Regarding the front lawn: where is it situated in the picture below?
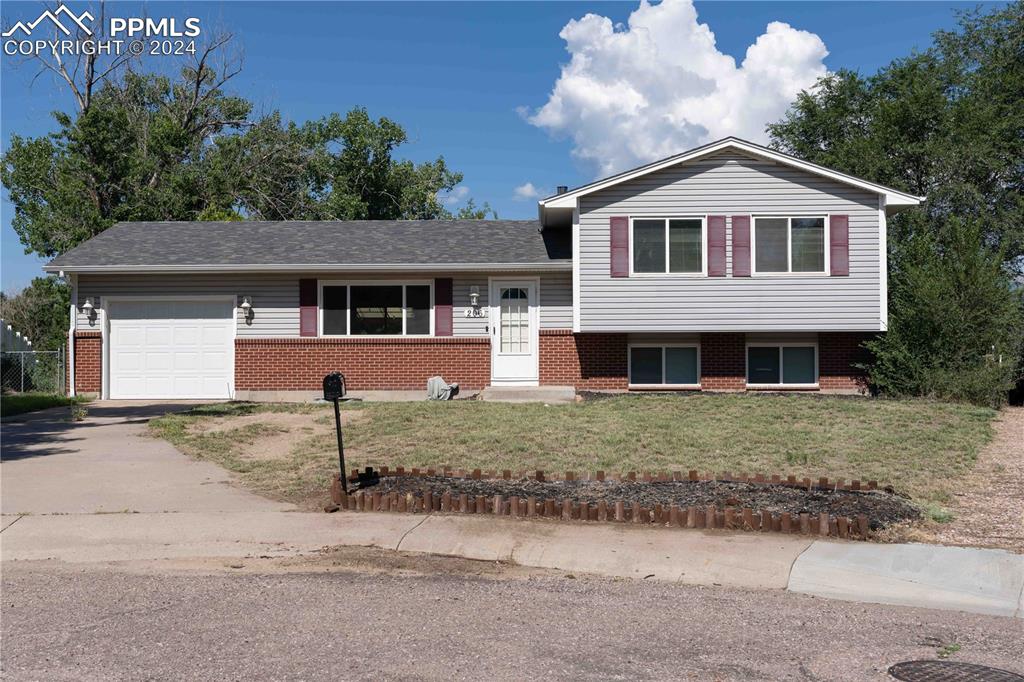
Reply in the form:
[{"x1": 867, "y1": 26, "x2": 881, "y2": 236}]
[
  {"x1": 1, "y1": 392, "x2": 89, "y2": 417},
  {"x1": 149, "y1": 394, "x2": 995, "y2": 514}
]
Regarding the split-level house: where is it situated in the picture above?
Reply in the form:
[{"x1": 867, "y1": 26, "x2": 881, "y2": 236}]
[{"x1": 45, "y1": 137, "x2": 923, "y2": 400}]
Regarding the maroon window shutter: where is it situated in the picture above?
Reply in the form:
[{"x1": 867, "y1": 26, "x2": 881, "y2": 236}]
[
  {"x1": 708, "y1": 215, "x2": 726, "y2": 277},
  {"x1": 731, "y1": 215, "x2": 751, "y2": 277},
  {"x1": 830, "y1": 215, "x2": 850, "y2": 276},
  {"x1": 299, "y1": 279, "x2": 318, "y2": 337},
  {"x1": 610, "y1": 216, "x2": 629, "y2": 277},
  {"x1": 434, "y1": 278, "x2": 453, "y2": 336}
]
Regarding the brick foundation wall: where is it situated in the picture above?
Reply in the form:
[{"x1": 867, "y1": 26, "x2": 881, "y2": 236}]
[
  {"x1": 233, "y1": 331, "x2": 872, "y2": 394},
  {"x1": 539, "y1": 330, "x2": 628, "y2": 390},
  {"x1": 74, "y1": 331, "x2": 102, "y2": 394},
  {"x1": 699, "y1": 333, "x2": 747, "y2": 391},
  {"x1": 235, "y1": 337, "x2": 491, "y2": 391},
  {"x1": 819, "y1": 332, "x2": 874, "y2": 391}
]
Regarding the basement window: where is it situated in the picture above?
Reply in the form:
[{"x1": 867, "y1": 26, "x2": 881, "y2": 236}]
[
  {"x1": 629, "y1": 345, "x2": 700, "y2": 388},
  {"x1": 746, "y1": 344, "x2": 818, "y2": 387}
]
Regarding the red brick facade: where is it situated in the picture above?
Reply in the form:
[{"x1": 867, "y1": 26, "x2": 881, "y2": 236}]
[
  {"x1": 539, "y1": 330, "x2": 629, "y2": 390},
  {"x1": 73, "y1": 331, "x2": 102, "y2": 394},
  {"x1": 819, "y1": 332, "x2": 874, "y2": 391},
  {"x1": 235, "y1": 337, "x2": 491, "y2": 391},
  {"x1": 80, "y1": 329, "x2": 870, "y2": 396},
  {"x1": 699, "y1": 332, "x2": 747, "y2": 391}
]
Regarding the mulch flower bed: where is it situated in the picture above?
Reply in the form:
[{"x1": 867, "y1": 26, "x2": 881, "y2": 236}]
[
  {"x1": 330, "y1": 467, "x2": 920, "y2": 540},
  {"x1": 364, "y1": 476, "x2": 918, "y2": 529}
]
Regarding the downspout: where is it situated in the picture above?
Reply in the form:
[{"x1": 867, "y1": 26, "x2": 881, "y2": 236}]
[
  {"x1": 878, "y1": 196, "x2": 888, "y2": 331},
  {"x1": 67, "y1": 272, "x2": 77, "y2": 396}
]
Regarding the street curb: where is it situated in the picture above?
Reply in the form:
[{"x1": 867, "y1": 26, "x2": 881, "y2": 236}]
[
  {"x1": 385, "y1": 513, "x2": 1024, "y2": 616},
  {"x1": 787, "y1": 541, "x2": 1024, "y2": 619}
]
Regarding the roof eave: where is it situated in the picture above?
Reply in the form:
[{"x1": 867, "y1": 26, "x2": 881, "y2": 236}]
[{"x1": 42, "y1": 261, "x2": 574, "y2": 275}]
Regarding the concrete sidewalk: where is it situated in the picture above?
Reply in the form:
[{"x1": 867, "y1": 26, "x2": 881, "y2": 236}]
[{"x1": 3, "y1": 510, "x2": 1021, "y2": 618}]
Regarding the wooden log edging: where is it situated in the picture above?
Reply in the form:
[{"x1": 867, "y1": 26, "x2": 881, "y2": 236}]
[
  {"x1": 349, "y1": 466, "x2": 880, "y2": 492},
  {"x1": 330, "y1": 466, "x2": 881, "y2": 540}
]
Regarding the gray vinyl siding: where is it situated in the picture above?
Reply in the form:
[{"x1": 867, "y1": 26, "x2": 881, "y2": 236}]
[
  {"x1": 76, "y1": 274, "x2": 297, "y2": 336},
  {"x1": 76, "y1": 271, "x2": 572, "y2": 337},
  {"x1": 578, "y1": 152, "x2": 882, "y2": 332},
  {"x1": 451, "y1": 272, "x2": 572, "y2": 336}
]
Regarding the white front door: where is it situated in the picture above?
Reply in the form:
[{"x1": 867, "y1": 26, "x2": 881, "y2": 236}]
[
  {"x1": 489, "y1": 279, "x2": 539, "y2": 386},
  {"x1": 107, "y1": 298, "x2": 235, "y2": 399}
]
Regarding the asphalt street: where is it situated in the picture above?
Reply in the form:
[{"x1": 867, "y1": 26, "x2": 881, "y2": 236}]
[{"x1": 3, "y1": 548, "x2": 1022, "y2": 681}]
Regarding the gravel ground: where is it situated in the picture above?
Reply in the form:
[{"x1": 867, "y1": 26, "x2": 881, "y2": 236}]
[
  {"x1": 3, "y1": 550, "x2": 1021, "y2": 682},
  {"x1": 364, "y1": 476, "x2": 919, "y2": 528},
  {"x1": 933, "y1": 406, "x2": 1024, "y2": 552}
]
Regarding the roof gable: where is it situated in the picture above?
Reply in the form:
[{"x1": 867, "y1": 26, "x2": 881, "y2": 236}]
[{"x1": 539, "y1": 137, "x2": 924, "y2": 214}]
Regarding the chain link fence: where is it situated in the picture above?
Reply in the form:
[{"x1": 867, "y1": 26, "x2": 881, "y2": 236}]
[{"x1": 1, "y1": 349, "x2": 65, "y2": 395}]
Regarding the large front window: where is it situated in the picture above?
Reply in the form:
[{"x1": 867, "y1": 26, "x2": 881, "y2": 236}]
[
  {"x1": 754, "y1": 217, "x2": 826, "y2": 273},
  {"x1": 632, "y1": 218, "x2": 704, "y2": 274},
  {"x1": 320, "y1": 282, "x2": 432, "y2": 336},
  {"x1": 629, "y1": 345, "x2": 700, "y2": 386},
  {"x1": 746, "y1": 345, "x2": 817, "y2": 386}
]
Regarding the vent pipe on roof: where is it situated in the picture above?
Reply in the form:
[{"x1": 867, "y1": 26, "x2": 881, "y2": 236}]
[{"x1": 556, "y1": 185, "x2": 568, "y2": 195}]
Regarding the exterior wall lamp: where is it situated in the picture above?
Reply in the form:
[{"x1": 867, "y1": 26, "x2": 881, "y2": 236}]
[
  {"x1": 464, "y1": 286, "x2": 486, "y2": 318},
  {"x1": 240, "y1": 296, "x2": 254, "y2": 324}
]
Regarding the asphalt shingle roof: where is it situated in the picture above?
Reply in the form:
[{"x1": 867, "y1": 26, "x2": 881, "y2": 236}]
[{"x1": 45, "y1": 220, "x2": 571, "y2": 270}]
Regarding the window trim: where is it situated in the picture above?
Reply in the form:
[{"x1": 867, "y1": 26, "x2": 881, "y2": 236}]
[
  {"x1": 627, "y1": 342, "x2": 702, "y2": 389},
  {"x1": 628, "y1": 216, "x2": 708, "y2": 277},
  {"x1": 751, "y1": 214, "x2": 831, "y2": 277},
  {"x1": 745, "y1": 341, "x2": 819, "y2": 388},
  {"x1": 317, "y1": 279, "x2": 435, "y2": 337}
]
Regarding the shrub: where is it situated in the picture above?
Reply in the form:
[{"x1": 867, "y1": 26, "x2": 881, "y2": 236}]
[{"x1": 863, "y1": 218, "x2": 1024, "y2": 408}]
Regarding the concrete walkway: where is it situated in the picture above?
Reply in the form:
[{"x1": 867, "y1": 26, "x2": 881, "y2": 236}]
[{"x1": 3, "y1": 401, "x2": 1021, "y2": 619}]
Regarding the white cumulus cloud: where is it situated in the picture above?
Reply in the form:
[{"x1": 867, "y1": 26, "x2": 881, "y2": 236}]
[
  {"x1": 513, "y1": 182, "x2": 542, "y2": 200},
  {"x1": 525, "y1": 0, "x2": 828, "y2": 177},
  {"x1": 440, "y1": 185, "x2": 470, "y2": 206}
]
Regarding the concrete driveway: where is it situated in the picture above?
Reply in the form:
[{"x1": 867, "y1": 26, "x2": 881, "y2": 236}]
[
  {"x1": 1, "y1": 401, "x2": 349, "y2": 561},
  {"x1": 1, "y1": 401, "x2": 291, "y2": 515}
]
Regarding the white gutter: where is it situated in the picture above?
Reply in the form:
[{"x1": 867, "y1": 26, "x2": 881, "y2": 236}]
[{"x1": 42, "y1": 262, "x2": 573, "y2": 274}]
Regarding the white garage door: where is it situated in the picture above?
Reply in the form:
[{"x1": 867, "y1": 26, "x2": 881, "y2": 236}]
[{"x1": 108, "y1": 299, "x2": 235, "y2": 399}]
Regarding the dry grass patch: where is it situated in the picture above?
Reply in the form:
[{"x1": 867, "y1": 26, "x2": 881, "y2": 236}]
[{"x1": 150, "y1": 394, "x2": 995, "y2": 514}]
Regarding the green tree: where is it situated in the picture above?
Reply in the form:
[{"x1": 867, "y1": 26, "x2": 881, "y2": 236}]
[
  {"x1": 768, "y1": 3, "x2": 1024, "y2": 264},
  {"x1": 863, "y1": 220, "x2": 1023, "y2": 408},
  {"x1": 0, "y1": 277, "x2": 70, "y2": 352},
  {"x1": 3, "y1": 69, "x2": 492, "y2": 259},
  {"x1": 768, "y1": 3, "x2": 1024, "y2": 405}
]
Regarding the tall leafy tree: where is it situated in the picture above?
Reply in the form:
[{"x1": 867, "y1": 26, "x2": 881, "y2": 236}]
[
  {"x1": 3, "y1": 56, "x2": 493, "y2": 259},
  {"x1": 0, "y1": 278, "x2": 70, "y2": 352},
  {"x1": 768, "y1": 3, "x2": 1024, "y2": 405}
]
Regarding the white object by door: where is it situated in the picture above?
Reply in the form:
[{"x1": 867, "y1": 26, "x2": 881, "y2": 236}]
[
  {"x1": 489, "y1": 279, "x2": 539, "y2": 386},
  {"x1": 107, "y1": 298, "x2": 235, "y2": 399}
]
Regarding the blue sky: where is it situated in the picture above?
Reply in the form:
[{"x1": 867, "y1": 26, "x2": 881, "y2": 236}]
[{"x1": 1, "y1": 1, "x2": 985, "y2": 291}]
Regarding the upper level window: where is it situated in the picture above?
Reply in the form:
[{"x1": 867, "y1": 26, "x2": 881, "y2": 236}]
[
  {"x1": 632, "y1": 217, "x2": 705, "y2": 274},
  {"x1": 320, "y1": 282, "x2": 432, "y2": 336},
  {"x1": 754, "y1": 217, "x2": 826, "y2": 274}
]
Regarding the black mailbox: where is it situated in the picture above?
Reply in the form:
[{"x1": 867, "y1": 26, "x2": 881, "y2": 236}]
[{"x1": 323, "y1": 372, "x2": 346, "y2": 401}]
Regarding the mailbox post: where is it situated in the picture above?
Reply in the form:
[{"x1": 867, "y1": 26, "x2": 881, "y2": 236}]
[{"x1": 323, "y1": 372, "x2": 347, "y2": 493}]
